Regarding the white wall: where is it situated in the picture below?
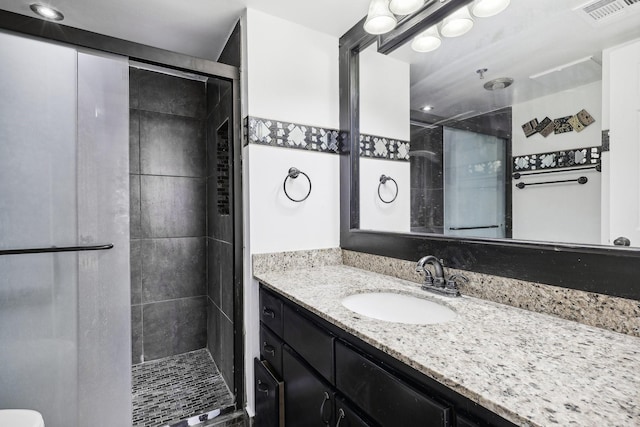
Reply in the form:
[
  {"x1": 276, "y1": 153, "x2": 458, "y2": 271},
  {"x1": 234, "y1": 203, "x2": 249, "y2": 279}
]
[
  {"x1": 248, "y1": 144, "x2": 340, "y2": 253},
  {"x1": 242, "y1": 9, "x2": 341, "y2": 416},
  {"x1": 359, "y1": 44, "x2": 410, "y2": 141},
  {"x1": 358, "y1": 44, "x2": 411, "y2": 231},
  {"x1": 359, "y1": 158, "x2": 410, "y2": 232},
  {"x1": 246, "y1": 9, "x2": 339, "y2": 129},
  {"x1": 511, "y1": 81, "x2": 602, "y2": 244}
]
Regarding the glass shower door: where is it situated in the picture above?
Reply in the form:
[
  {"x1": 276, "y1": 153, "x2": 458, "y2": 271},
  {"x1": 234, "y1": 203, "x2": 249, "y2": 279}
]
[
  {"x1": 444, "y1": 127, "x2": 506, "y2": 239},
  {"x1": 0, "y1": 32, "x2": 131, "y2": 427}
]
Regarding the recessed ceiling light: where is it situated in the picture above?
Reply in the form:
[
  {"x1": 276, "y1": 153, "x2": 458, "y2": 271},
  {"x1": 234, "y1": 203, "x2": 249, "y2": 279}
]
[
  {"x1": 30, "y1": 3, "x2": 64, "y2": 21},
  {"x1": 422, "y1": 105, "x2": 434, "y2": 111}
]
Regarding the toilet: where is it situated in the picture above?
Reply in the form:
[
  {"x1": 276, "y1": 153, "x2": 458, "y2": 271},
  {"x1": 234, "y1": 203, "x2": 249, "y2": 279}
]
[{"x1": 0, "y1": 410, "x2": 44, "y2": 427}]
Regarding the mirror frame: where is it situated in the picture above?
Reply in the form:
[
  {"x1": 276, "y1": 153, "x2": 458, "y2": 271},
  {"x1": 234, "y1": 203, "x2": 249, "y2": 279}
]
[{"x1": 339, "y1": 0, "x2": 640, "y2": 301}]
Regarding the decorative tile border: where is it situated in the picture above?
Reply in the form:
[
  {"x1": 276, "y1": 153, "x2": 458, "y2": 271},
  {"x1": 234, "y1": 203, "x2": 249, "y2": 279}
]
[
  {"x1": 513, "y1": 145, "x2": 601, "y2": 172},
  {"x1": 245, "y1": 116, "x2": 410, "y2": 161},
  {"x1": 602, "y1": 130, "x2": 610, "y2": 152},
  {"x1": 245, "y1": 116, "x2": 340, "y2": 153},
  {"x1": 360, "y1": 133, "x2": 410, "y2": 161}
]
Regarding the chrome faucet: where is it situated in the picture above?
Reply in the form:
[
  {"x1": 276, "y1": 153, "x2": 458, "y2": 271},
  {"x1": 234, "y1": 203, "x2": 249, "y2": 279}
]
[{"x1": 416, "y1": 255, "x2": 466, "y2": 297}]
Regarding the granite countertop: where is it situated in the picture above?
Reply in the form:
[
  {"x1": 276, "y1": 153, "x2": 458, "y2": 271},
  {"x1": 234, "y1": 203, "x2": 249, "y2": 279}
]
[{"x1": 255, "y1": 265, "x2": 640, "y2": 427}]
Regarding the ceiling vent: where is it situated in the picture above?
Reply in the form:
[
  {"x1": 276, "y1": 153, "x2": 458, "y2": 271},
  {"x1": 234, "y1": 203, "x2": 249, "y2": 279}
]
[{"x1": 574, "y1": 0, "x2": 640, "y2": 25}]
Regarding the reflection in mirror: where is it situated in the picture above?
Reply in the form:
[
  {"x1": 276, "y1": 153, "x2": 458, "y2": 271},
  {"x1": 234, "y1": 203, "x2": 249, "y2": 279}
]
[{"x1": 357, "y1": 0, "x2": 640, "y2": 247}]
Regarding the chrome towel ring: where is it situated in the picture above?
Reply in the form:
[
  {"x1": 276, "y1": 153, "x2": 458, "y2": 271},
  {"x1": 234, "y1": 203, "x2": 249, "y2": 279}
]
[
  {"x1": 378, "y1": 174, "x2": 398, "y2": 204},
  {"x1": 283, "y1": 167, "x2": 312, "y2": 202}
]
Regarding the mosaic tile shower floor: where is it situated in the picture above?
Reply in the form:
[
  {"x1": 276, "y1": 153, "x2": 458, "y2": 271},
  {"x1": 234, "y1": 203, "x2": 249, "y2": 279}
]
[{"x1": 132, "y1": 349, "x2": 234, "y2": 427}]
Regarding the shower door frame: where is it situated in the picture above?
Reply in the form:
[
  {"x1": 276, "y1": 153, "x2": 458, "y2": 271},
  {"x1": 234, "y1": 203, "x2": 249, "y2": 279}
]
[{"x1": 0, "y1": 8, "x2": 246, "y2": 410}]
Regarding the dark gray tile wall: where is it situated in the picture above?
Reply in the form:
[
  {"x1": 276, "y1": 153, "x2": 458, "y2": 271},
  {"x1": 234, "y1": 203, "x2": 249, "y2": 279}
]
[
  {"x1": 140, "y1": 175, "x2": 206, "y2": 238},
  {"x1": 206, "y1": 78, "x2": 235, "y2": 392},
  {"x1": 143, "y1": 297, "x2": 207, "y2": 360},
  {"x1": 130, "y1": 68, "x2": 208, "y2": 364},
  {"x1": 139, "y1": 111, "x2": 206, "y2": 177},
  {"x1": 141, "y1": 237, "x2": 206, "y2": 302},
  {"x1": 410, "y1": 125, "x2": 444, "y2": 234}
]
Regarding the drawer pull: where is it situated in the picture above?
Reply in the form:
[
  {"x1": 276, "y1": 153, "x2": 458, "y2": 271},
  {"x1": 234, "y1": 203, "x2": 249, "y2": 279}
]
[
  {"x1": 263, "y1": 307, "x2": 276, "y2": 318},
  {"x1": 257, "y1": 379, "x2": 269, "y2": 394},
  {"x1": 319, "y1": 391, "x2": 331, "y2": 425},
  {"x1": 263, "y1": 343, "x2": 276, "y2": 356},
  {"x1": 335, "y1": 408, "x2": 345, "y2": 427}
]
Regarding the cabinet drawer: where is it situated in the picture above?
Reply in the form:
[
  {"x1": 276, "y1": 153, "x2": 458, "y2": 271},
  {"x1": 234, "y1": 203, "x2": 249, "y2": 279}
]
[
  {"x1": 283, "y1": 304, "x2": 335, "y2": 384},
  {"x1": 260, "y1": 324, "x2": 283, "y2": 378},
  {"x1": 254, "y1": 358, "x2": 284, "y2": 427},
  {"x1": 336, "y1": 341, "x2": 451, "y2": 427},
  {"x1": 282, "y1": 346, "x2": 334, "y2": 427},
  {"x1": 457, "y1": 415, "x2": 481, "y2": 427},
  {"x1": 260, "y1": 288, "x2": 283, "y2": 337},
  {"x1": 335, "y1": 395, "x2": 372, "y2": 427}
]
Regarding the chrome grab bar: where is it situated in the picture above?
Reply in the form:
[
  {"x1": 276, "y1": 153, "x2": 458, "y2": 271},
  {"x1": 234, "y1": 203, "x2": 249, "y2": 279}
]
[{"x1": 0, "y1": 243, "x2": 113, "y2": 256}]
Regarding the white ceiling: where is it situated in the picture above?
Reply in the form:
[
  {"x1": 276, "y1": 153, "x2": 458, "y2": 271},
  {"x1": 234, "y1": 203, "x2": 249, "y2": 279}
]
[
  {"x1": 0, "y1": 0, "x2": 371, "y2": 60},
  {"x1": 386, "y1": 0, "x2": 640, "y2": 120}
]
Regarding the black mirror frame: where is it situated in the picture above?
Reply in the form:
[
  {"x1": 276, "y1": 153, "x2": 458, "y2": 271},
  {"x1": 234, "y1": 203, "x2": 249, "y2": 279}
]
[{"x1": 338, "y1": 0, "x2": 640, "y2": 301}]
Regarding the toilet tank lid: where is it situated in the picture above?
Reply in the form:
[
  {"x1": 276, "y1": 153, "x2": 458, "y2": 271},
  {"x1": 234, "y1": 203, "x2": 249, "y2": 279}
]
[{"x1": 0, "y1": 409, "x2": 44, "y2": 427}]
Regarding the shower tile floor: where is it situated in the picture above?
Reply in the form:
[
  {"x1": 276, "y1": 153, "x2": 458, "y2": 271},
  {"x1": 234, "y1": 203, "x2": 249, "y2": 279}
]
[{"x1": 132, "y1": 349, "x2": 234, "y2": 427}]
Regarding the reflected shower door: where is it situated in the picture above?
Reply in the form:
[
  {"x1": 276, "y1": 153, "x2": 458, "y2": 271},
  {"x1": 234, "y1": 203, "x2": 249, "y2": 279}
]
[
  {"x1": 0, "y1": 32, "x2": 131, "y2": 427},
  {"x1": 444, "y1": 127, "x2": 506, "y2": 239}
]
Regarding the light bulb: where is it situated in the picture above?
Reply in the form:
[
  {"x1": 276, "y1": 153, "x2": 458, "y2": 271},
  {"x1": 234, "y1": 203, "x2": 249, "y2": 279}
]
[
  {"x1": 441, "y1": 6, "x2": 474, "y2": 38},
  {"x1": 389, "y1": 0, "x2": 424, "y2": 16},
  {"x1": 364, "y1": 0, "x2": 397, "y2": 35},
  {"x1": 472, "y1": 0, "x2": 510, "y2": 18},
  {"x1": 411, "y1": 25, "x2": 441, "y2": 53}
]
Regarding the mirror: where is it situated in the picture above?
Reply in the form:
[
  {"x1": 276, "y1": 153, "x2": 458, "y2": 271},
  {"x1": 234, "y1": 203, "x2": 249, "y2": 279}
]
[{"x1": 356, "y1": 0, "x2": 640, "y2": 247}]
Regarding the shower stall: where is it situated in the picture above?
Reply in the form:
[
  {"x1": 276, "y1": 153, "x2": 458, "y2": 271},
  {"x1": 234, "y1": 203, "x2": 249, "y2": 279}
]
[
  {"x1": 410, "y1": 122, "x2": 510, "y2": 238},
  {"x1": 0, "y1": 27, "x2": 241, "y2": 427}
]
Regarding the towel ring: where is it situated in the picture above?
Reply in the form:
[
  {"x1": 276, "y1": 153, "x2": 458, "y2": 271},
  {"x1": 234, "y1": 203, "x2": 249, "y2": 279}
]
[
  {"x1": 283, "y1": 167, "x2": 312, "y2": 202},
  {"x1": 378, "y1": 174, "x2": 398, "y2": 204}
]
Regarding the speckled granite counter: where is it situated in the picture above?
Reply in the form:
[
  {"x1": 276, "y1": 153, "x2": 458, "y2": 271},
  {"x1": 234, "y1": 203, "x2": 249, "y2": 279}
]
[{"x1": 255, "y1": 265, "x2": 640, "y2": 427}]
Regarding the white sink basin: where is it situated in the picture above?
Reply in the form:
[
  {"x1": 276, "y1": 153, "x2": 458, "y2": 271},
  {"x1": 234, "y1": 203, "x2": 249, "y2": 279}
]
[{"x1": 341, "y1": 292, "x2": 456, "y2": 325}]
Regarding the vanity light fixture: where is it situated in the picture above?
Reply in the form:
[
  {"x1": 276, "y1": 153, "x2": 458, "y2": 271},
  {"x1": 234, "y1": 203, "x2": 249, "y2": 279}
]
[
  {"x1": 29, "y1": 3, "x2": 64, "y2": 21},
  {"x1": 471, "y1": 0, "x2": 510, "y2": 18},
  {"x1": 441, "y1": 6, "x2": 474, "y2": 37},
  {"x1": 389, "y1": 0, "x2": 425, "y2": 16},
  {"x1": 364, "y1": 0, "x2": 397, "y2": 35},
  {"x1": 411, "y1": 25, "x2": 442, "y2": 52}
]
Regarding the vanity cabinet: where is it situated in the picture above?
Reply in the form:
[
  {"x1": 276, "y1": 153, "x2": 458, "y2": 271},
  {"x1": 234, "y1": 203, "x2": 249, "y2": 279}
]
[
  {"x1": 257, "y1": 286, "x2": 514, "y2": 427},
  {"x1": 335, "y1": 341, "x2": 450, "y2": 426}
]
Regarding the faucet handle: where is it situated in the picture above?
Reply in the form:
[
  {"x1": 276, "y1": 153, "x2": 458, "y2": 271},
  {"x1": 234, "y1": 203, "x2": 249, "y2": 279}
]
[
  {"x1": 416, "y1": 264, "x2": 434, "y2": 285},
  {"x1": 446, "y1": 274, "x2": 468, "y2": 289}
]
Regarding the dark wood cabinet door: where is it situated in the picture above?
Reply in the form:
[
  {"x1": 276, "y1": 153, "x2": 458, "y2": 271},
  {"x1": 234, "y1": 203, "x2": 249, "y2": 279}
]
[
  {"x1": 254, "y1": 358, "x2": 284, "y2": 427},
  {"x1": 282, "y1": 345, "x2": 334, "y2": 427}
]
